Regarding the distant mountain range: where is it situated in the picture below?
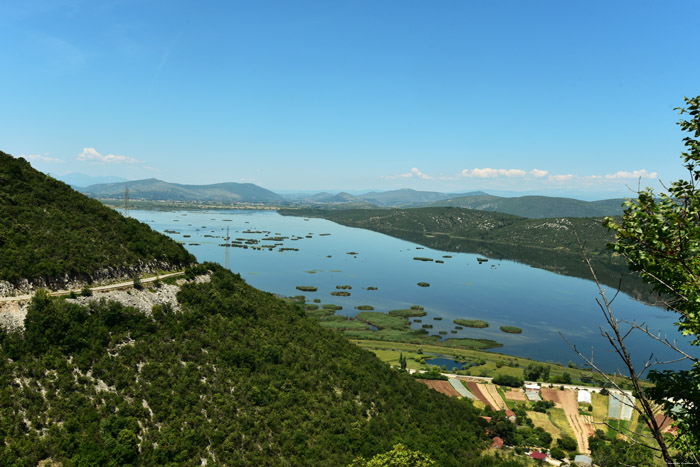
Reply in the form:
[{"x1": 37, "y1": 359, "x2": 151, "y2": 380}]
[
  {"x1": 290, "y1": 188, "x2": 489, "y2": 207},
  {"x1": 81, "y1": 178, "x2": 283, "y2": 203},
  {"x1": 80, "y1": 178, "x2": 628, "y2": 218}
]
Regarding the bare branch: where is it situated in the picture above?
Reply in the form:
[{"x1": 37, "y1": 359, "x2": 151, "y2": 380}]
[
  {"x1": 619, "y1": 320, "x2": 699, "y2": 363},
  {"x1": 562, "y1": 225, "x2": 675, "y2": 465}
]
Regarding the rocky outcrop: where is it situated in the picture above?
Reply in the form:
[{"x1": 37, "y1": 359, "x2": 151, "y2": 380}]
[
  {"x1": 0, "y1": 259, "x2": 190, "y2": 297},
  {"x1": 66, "y1": 283, "x2": 183, "y2": 316},
  {"x1": 0, "y1": 273, "x2": 211, "y2": 331}
]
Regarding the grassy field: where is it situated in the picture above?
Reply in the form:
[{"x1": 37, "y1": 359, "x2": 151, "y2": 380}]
[
  {"x1": 440, "y1": 337, "x2": 502, "y2": 350},
  {"x1": 548, "y1": 408, "x2": 576, "y2": 440},
  {"x1": 453, "y1": 319, "x2": 489, "y2": 328},
  {"x1": 354, "y1": 311, "x2": 411, "y2": 330},
  {"x1": 389, "y1": 308, "x2": 427, "y2": 318},
  {"x1": 527, "y1": 411, "x2": 564, "y2": 442},
  {"x1": 350, "y1": 339, "x2": 602, "y2": 381},
  {"x1": 318, "y1": 319, "x2": 370, "y2": 330},
  {"x1": 589, "y1": 392, "x2": 609, "y2": 428},
  {"x1": 372, "y1": 349, "x2": 429, "y2": 371}
]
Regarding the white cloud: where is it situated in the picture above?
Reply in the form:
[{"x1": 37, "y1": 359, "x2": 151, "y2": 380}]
[
  {"x1": 548, "y1": 174, "x2": 574, "y2": 182},
  {"x1": 23, "y1": 154, "x2": 64, "y2": 163},
  {"x1": 382, "y1": 167, "x2": 431, "y2": 180},
  {"x1": 410, "y1": 167, "x2": 430, "y2": 179},
  {"x1": 77, "y1": 147, "x2": 141, "y2": 164},
  {"x1": 604, "y1": 169, "x2": 658, "y2": 180},
  {"x1": 461, "y1": 168, "x2": 542, "y2": 178},
  {"x1": 380, "y1": 166, "x2": 661, "y2": 193}
]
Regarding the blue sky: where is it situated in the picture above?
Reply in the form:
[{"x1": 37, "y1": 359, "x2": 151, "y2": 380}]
[{"x1": 1, "y1": 1, "x2": 698, "y2": 198}]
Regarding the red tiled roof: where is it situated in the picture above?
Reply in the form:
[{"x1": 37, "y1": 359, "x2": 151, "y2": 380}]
[
  {"x1": 491, "y1": 437, "x2": 504, "y2": 448},
  {"x1": 529, "y1": 451, "x2": 547, "y2": 460}
]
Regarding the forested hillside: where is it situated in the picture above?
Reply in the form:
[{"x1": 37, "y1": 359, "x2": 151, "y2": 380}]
[
  {"x1": 0, "y1": 152, "x2": 195, "y2": 286},
  {"x1": 0, "y1": 264, "x2": 492, "y2": 465},
  {"x1": 430, "y1": 194, "x2": 626, "y2": 218}
]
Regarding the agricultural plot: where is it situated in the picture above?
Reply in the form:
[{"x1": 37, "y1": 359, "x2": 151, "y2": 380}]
[
  {"x1": 542, "y1": 388, "x2": 594, "y2": 453},
  {"x1": 527, "y1": 411, "x2": 564, "y2": 442},
  {"x1": 466, "y1": 382, "x2": 507, "y2": 410},
  {"x1": 448, "y1": 379, "x2": 475, "y2": 399},
  {"x1": 505, "y1": 389, "x2": 527, "y2": 402},
  {"x1": 419, "y1": 380, "x2": 461, "y2": 397}
]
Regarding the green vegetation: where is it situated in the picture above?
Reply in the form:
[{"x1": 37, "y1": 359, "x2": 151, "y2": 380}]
[
  {"x1": 589, "y1": 430, "x2": 654, "y2": 466},
  {"x1": 417, "y1": 282, "x2": 430, "y2": 287},
  {"x1": 0, "y1": 152, "x2": 194, "y2": 285},
  {"x1": 499, "y1": 326, "x2": 522, "y2": 334},
  {"x1": 604, "y1": 96, "x2": 700, "y2": 460},
  {"x1": 331, "y1": 291, "x2": 351, "y2": 297},
  {"x1": 355, "y1": 305, "x2": 375, "y2": 311},
  {"x1": 296, "y1": 285, "x2": 318, "y2": 292},
  {"x1": 389, "y1": 309, "x2": 427, "y2": 318},
  {"x1": 413, "y1": 257, "x2": 433, "y2": 262},
  {"x1": 318, "y1": 317, "x2": 370, "y2": 331},
  {"x1": 336, "y1": 285, "x2": 352, "y2": 289},
  {"x1": 440, "y1": 338, "x2": 502, "y2": 350},
  {"x1": 430, "y1": 194, "x2": 626, "y2": 218},
  {"x1": 454, "y1": 319, "x2": 489, "y2": 328},
  {"x1": 350, "y1": 443, "x2": 437, "y2": 467},
  {"x1": 491, "y1": 374, "x2": 523, "y2": 387},
  {"x1": 355, "y1": 311, "x2": 411, "y2": 330},
  {"x1": 316, "y1": 311, "x2": 502, "y2": 351},
  {"x1": 482, "y1": 406, "x2": 553, "y2": 452},
  {"x1": 0, "y1": 265, "x2": 491, "y2": 465}
]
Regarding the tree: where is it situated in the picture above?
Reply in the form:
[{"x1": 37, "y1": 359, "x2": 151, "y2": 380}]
[
  {"x1": 566, "y1": 96, "x2": 700, "y2": 464},
  {"x1": 556, "y1": 435, "x2": 577, "y2": 452},
  {"x1": 549, "y1": 446, "x2": 566, "y2": 460},
  {"x1": 399, "y1": 353, "x2": 407, "y2": 371},
  {"x1": 604, "y1": 96, "x2": 700, "y2": 461},
  {"x1": 350, "y1": 443, "x2": 436, "y2": 467}
]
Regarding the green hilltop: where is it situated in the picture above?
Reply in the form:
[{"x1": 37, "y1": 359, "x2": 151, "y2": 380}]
[
  {"x1": 429, "y1": 194, "x2": 627, "y2": 218},
  {"x1": 0, "y1": 152, "x2": 195, "y2": 287}
]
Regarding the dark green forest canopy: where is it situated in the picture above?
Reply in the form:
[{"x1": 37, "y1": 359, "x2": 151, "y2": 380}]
[
  {"x1": 0, "y1": 265, "x2": 491, "y2": 466},
  {"x1": 279, "y1": 207, "x2": 651, "y2": 300},
  {"x1": 0, "y1": 151, "x2": 195, "y2": 284}
]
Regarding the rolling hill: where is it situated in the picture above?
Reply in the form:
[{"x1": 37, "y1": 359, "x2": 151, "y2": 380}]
[
  {"x1": 356, "y1": 188, "x2": 467, "y2": 207},
  {"x1": 82, "y1": 178, "x2": 283, "y2": 203},
  {"x1": 0, "y1": 152, "x2": 195, "y2": 289}
]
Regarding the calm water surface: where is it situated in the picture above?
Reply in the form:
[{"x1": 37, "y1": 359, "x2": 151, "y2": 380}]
[{"x1": 132, "y1": 209, "x2": 695, "y2": 373}]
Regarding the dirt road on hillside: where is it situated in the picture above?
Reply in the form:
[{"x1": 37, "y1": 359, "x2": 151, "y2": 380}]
[{"x1": 0, "y1": 271, "x2": 185, "y2": 303}]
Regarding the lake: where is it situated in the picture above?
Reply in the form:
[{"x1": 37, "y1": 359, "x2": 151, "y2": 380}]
[{"x1": 132, "y1": 209, "x2": 695, "y2": 373}]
